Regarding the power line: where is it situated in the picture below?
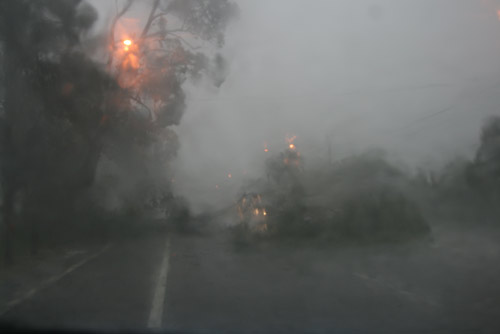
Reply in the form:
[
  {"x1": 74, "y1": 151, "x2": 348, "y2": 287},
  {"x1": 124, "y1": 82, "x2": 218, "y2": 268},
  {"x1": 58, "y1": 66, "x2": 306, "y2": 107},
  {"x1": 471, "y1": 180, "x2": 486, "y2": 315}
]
[
  {"x1": 393, "y1": 80, "x2": 500, "y2": 137},
  {"x1": 185, "y1": 83, "x2": 453, "y2": 103}
]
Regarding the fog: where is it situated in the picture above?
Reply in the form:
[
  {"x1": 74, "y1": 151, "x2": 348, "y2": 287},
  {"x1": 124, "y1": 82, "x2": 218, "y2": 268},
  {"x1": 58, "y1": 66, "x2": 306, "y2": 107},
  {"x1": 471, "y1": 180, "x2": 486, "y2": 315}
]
[
  {"x1": 87, "y1": 0, "x2": 500, "y2": 211},
  {"x1": 151, "y1": 0, "x2": 500, "y2": 212},
  {"x1": 2, "y1": 1, "x2": 500, "y2": 332}
]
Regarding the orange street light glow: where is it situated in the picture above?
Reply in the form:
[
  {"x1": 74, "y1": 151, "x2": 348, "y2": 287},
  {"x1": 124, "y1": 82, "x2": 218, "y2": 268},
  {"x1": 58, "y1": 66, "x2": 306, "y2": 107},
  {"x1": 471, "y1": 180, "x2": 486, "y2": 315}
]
[
  {"x1": 123, "y1": 39, "x2": 132, "y2": 46},
  {"x1": 264, "y1": 148, "x2": 269, "y2": 152},
  {"x1": 286, "y1": 135, "x2": 297, "y2": 149}
]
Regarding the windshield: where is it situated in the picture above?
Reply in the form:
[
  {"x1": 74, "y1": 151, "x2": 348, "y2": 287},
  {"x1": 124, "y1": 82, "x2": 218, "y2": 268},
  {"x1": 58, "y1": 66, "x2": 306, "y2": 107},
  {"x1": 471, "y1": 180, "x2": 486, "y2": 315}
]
[{"x1": 1, "y1": 1, "x2": 500, "y2": 333}]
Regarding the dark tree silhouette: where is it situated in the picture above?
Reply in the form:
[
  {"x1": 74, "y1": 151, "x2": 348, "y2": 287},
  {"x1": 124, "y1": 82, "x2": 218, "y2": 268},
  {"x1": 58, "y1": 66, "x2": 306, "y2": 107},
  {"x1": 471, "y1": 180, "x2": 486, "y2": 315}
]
[{"x1": 0, "y1": 0, "x2": 237, "y2": 264}]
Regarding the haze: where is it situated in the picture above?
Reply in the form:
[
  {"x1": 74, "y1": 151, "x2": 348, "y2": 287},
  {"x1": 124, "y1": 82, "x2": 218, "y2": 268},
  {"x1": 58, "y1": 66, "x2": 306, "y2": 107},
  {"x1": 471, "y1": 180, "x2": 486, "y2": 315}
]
[
  {"x1": 133, "y1": 0, "x2": 496, "y2": 212},
  {"x1": 3, "y1": 1, "x2": 500, "y2": 332},
  {"x1": 88, "y1": 0, "x2": 500, "y2": 211}
]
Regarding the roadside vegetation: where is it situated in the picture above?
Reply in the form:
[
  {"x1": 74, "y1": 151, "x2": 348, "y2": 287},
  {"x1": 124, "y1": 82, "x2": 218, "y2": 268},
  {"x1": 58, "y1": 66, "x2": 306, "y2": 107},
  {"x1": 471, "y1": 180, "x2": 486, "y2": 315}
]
[
  {"x1": 232, "y1": 116, "x2": 500, "y2": 247},
  {"x1": 0, "y1": 0, "x2": 236, "y2": 266}
]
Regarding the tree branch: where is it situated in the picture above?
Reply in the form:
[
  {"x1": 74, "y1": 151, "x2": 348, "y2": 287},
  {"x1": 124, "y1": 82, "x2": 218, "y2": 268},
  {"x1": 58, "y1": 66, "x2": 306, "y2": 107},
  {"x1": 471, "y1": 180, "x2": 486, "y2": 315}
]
[
  {"x1": 107, "y1": 0, "x2": 133, "y2": 71},
  {"x1": 151, "y1": 12, "x2": 167, "y2": 22},
  {"x1": 128, "y1": 93, "x2": 154, "y2": 120},
  {"x1": 167, "y1": 32, "x2": 200, "y2": 50},
  {"x1": 140, "y1": 0, "x2": 160, "y2": 39},
  {"x1": 142, "y1": 28, "x2": 190, "y2": 41}
]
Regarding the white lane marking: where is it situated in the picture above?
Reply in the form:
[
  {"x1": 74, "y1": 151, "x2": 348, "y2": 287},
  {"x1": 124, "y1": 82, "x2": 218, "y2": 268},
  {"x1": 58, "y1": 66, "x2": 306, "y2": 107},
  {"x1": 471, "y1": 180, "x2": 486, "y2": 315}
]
[
  {"x1": 0, "y1": 243, "x2": 112, "y2": 316},
  {"x1": 148, "y1": 235, "x2": 171, "y2": 329}
]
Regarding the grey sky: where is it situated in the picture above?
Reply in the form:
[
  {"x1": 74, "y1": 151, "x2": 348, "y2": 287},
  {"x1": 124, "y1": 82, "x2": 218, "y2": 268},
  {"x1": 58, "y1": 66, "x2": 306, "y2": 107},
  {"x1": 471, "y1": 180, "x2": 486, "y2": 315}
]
[{"x1": 90, "y1": 0, "x2": 500, "y2": 211}]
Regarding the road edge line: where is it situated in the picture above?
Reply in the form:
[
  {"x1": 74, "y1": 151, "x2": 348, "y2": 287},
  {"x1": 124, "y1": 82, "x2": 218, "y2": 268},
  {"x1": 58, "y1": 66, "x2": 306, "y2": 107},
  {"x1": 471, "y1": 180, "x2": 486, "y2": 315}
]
[
  {"x1": 0, "y1": 243, "x2": 112, "y2": 316},
  {"x1": 147, "y1": 235, "x2": 171, "y2": 329}
]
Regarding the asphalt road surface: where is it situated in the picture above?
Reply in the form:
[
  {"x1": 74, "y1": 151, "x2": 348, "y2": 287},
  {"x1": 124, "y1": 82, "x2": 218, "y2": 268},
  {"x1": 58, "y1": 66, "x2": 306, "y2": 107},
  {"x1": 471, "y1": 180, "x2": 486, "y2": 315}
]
[{"x1": 1, "y1": 220, "x2": 500, "y2": 333}]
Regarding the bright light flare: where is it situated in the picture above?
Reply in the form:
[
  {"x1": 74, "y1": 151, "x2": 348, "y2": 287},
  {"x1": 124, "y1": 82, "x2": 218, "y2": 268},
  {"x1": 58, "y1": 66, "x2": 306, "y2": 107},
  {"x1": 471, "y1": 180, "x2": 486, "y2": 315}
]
[
  {"x1": 123, "y1": 39, "x2": 132, "y2": 51},
  {"x1": 286, "y1": 135, "x2": 297, "y2": 150}
]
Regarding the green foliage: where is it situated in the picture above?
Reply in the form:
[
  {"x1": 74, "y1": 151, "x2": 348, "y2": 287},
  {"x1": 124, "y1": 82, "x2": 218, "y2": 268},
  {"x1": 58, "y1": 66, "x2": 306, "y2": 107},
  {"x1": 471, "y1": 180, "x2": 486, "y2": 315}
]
[
  {"x1": 0, "y1": 0, "x2": 112, "y2": 206},
  {"x1": 330, "y1": 190, "x2": 430, "y2": 243},
  {"x1": 269, "y1": 204, "x2": 320, "y2": 240},
  {"x1": 265, "y1": 148, "x2": 304, "y2": 186},
  {"x1": 101, "y1": 0, "x2": 238, "y2": 217},
  {"x1": 472, "y1": 116, "x2": 500, "y2": 192},
  {"x1": 233, "y1": 149, "x2": 431, "y2": 246},
  {"x1": 166, "y1": 0, "x2": 239, "y2": 47},
  {"x1": 420, "y1": 117, "x2": 500, "y2": 224},
  {"x1": 0, "y1": 0, "x2": 237, "y2": 263}
]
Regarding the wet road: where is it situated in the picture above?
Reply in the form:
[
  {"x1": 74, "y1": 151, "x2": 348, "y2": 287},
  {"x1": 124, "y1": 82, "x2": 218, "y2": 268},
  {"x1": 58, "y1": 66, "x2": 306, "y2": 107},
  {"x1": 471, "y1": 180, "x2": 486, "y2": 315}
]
[
  {"x1": 1, "y1": 232, "x2": 166, "y2": 330},
  {"x1": 1, "y1": 222, "x2": 500, "y2": 333}
]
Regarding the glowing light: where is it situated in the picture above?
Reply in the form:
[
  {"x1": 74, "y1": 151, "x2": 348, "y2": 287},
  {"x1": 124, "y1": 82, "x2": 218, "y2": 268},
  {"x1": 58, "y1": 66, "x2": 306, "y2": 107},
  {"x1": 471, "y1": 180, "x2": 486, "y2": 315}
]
[
  {"x1": 254, "y1": 208, "x2": 260, "y2": 215},
  {"x1": 286, "y1": 135, "x2": 297, "y2": 150},
  {"x1": 122, "y1": 53, "x2": 139, "y2": 69},
  {"x1": 263, "y1": 209, "x2": 267, "y2": 216},
  {"x1": 264, "y1": 148, "x2": 269, "y2": 152},
  {"x1": 123, "y1": 39, "x2": 133, "y2": 51},
  {"x1": 228, "y1": 173, "x2": 232, "y2": 178}
]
